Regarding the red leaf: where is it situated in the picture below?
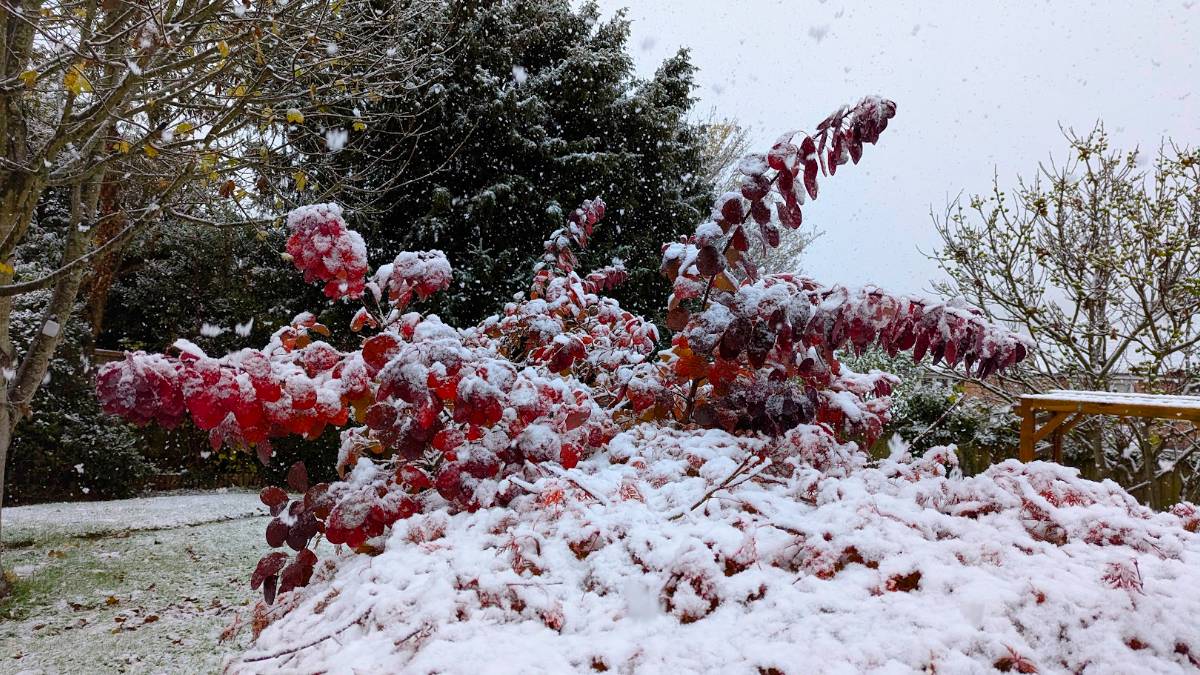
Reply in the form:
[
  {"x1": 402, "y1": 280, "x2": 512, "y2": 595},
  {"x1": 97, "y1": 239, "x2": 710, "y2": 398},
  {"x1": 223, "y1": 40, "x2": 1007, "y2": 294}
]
[
  {"x1": 259, "y1": 486, "x2": 288, "y2": 508},
  {"x1": 731, "y1": 226, "x2": 749, "y2": 252},
  {"x1": 750, "y1": 199, "x2": 771, "y2": 226},
  {"x1": 265, "y1": 518, "x2": 289, "y2": 548},
  {"x1": 718, "y1": 193, "x2": 744, "y2": 224},
  {"x1": 666, "y1": 307, "x2": 690, "y2": 332},
  {"x1": 287, "y1": 461, "x2": 309, "y2": 493},
  {"x1": 564, "y1": 409, "x2": 591, "y2": 431},
  {"x1": 741, "y1": 174, "x2": 771, "y2": 201},
  {"x1": 767, "y1": 140, "x2": 798, "y2": 171},
  {"x1": 251, "y1": 552, "x2": 289, "y2": 590},
  {"x1": 777, "y1": 201, "x2": 803, "y2": 229},
  {"x1": 696, "y1": 244, "x2": 724, "y2": 277},
  {"x1": 361, "y1": 333, "x2": 401, "y2": 372},
  {"x1": 804, "y1": 161, "x2": 819, "y2": 200},
  {"x1": 263, "y1": 574, "x2": 278, "y2": 604}
]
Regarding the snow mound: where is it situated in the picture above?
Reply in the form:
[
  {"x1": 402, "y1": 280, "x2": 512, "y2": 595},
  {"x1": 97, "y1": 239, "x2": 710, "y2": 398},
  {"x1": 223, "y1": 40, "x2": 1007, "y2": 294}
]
[{"x1": 231, "y1": 428, "x2": 1200, "y2": 674}]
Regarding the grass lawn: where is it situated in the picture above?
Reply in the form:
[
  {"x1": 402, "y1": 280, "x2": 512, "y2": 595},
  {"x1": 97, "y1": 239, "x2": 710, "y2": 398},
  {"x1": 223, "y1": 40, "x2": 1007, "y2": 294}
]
[{"x1": 2, "y1": 492, "x2": 270, "y2": 674}]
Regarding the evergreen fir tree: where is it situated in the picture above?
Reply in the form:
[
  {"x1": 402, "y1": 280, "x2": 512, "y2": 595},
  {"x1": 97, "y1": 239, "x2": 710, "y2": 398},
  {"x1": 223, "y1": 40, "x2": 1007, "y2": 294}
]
[{"x1": 362, "y1": 0, "x2": 712, "y2": 324}]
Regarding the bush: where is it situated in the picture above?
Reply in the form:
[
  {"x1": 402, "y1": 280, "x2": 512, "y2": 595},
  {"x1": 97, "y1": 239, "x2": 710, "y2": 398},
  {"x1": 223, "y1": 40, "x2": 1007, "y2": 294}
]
[
  {"x1": 842, "y1": 348, "x2": 1020, "y2": 474},
  {"x1": 93, "y1": 97, "x2": 1200, "y2": 674},
  {"x1": 887, "y1": 384, "x2": 1020, "y2": 474},
  {"x1": 91, "y1": 99, "x2": 1200, "y2": 675},
  {"x1": 6, "y1": 401, "x2": 152, "y2": 505}
]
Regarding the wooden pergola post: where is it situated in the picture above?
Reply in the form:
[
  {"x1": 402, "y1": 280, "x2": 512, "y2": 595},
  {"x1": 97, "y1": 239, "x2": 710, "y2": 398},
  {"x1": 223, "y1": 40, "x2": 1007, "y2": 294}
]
[{"x1": 1018, "y1": 390, "x2": 1200, "y2": 463}]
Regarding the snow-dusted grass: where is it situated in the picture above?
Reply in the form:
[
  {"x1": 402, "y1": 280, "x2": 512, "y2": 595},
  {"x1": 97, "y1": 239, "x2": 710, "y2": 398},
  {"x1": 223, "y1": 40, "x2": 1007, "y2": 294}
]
[{"x1": 2, "y1": 491, "x2": 270, "y2": 673}]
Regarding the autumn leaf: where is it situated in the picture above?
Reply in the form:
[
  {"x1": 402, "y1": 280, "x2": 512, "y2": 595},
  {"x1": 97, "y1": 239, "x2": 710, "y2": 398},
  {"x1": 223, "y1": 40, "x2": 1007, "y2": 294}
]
[
  {"x1": 63, "y1": 64, "x2": 92, "y2": 95},
  {"x1": 286, "y1": 108, "x2": 305, "y2": 124},
  {"x1": 673, "y1": 346, "x2": 710, "y2": 381},
  {"x1": 293, "y1": 170, "x2": 307, "y2": 191},
  {"x1": 19, "y1": 69, "x2": 37, "y2": 88},
  {"x1": 713, "y1": 272, "x2": 738, "y2": 293}
]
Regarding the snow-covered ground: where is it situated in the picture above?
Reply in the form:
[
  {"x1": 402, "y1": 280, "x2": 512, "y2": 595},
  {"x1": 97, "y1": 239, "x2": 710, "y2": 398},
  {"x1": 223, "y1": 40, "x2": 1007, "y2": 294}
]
[
  {"x1": 3, "y1": 490, "x2": 267, "y2": 545},
  {"x1": 2, "y1": 491, "x2": 271, "y2": 674}
]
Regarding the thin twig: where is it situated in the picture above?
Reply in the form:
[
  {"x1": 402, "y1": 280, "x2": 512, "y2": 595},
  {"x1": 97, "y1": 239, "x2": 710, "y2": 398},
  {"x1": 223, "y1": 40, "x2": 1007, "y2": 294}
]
[
  {"x1": 671, "y1": 453, "x2": 762, "y2": 519},
  {"x1": 238, "y1": 610, "x2": 370, "y2": 663},
  {"x1": 906, "y1": 395, "x2": 967, "y2": 448},
  {"x1": 540, "y1": 463, "x2": 609, "y2": 505}
]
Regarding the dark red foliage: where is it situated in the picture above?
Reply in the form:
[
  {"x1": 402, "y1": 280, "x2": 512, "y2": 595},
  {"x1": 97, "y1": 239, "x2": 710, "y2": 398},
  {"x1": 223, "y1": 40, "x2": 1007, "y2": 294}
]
[{"x1": 94, "y1": 95, "x2": 1030, "y2": 612}]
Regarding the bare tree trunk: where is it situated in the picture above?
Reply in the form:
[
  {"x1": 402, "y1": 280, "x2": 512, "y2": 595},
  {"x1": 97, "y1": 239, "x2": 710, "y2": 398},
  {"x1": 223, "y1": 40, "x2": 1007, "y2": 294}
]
[
  {"x1": 0, "y1": 375, "x2": 10, "y2": 597},
  {"x1": 0, "y1": 176, "x2": 99, "y2": 589}
]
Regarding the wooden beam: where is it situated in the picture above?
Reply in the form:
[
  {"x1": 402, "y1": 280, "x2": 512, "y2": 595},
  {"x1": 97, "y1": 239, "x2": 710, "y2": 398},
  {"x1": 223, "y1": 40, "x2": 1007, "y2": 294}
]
[
  {"x1": 1019, "y1": 401, "x2": 1035, "y2": 462},
  {"x1": 1018, "y1": 391, "x2": 1200, "y2": 465},
  {"x1": 1032, "y1": 411, "x2": 1071, "y2": 445},
  {"x1": 1022, "y1": 399, "x2": 1200, "y2": 423}
]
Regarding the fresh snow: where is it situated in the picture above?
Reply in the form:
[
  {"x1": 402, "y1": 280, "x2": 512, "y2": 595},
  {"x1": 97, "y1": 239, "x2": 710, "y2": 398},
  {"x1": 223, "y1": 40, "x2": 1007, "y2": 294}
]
[
  {"x1": 2, "y1": 491, "x2": 272, "y2": 673},
  {"x1": 3, "y1": 490, "x2": 266, "y2": 544},
  {"x1": 1024, "y1": 389, "x2": 1200, "y2": 411},
  {"x1": 229, "y1": 429, "x2": 1200, "y2": 674}
]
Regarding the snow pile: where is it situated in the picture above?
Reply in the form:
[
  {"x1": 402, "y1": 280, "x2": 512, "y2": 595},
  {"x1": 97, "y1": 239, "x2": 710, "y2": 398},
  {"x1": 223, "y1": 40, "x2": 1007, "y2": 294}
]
[{"x1": 230, "y1": 429, "x2": 1200, "y2": 674}]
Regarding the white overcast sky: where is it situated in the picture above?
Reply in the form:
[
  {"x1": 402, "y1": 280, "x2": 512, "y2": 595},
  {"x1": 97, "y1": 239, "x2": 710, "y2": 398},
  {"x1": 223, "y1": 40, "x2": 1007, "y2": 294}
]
[{"x1": 591, "y1": 0, "x2": 1199, "y2": 295}]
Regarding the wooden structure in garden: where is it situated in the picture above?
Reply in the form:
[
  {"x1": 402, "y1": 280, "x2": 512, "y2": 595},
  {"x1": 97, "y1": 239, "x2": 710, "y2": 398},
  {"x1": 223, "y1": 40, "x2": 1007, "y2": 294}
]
[{"x1": 1018, "y1": 390, "x2": 1200, "y2": 462}]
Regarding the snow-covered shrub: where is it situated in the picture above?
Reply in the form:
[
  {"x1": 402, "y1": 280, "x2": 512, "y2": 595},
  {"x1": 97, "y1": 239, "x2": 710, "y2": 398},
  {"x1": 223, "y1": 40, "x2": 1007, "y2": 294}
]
[
  {"x1": 231, "y1": 433, "x2": 1200, "y2": 673},
  {"x1": 96, "y1": 97, "x2": 1200, "y2": 672}
]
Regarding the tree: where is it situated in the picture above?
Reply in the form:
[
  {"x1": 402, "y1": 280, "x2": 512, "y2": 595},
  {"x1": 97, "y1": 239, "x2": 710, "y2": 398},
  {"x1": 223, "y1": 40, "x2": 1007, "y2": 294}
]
[
  {"x1": 0, "y1": 0, "x2": 445, "y2": 585},
  {"x1": 932, "y1": 124, "x2": 1200, "y2": 506},
  {"x1": 4, "y1": 200, "x2": 150, "y2": 505},
  {"x1": 354, "y1": 0, "x2": 712, "y2": 326}
]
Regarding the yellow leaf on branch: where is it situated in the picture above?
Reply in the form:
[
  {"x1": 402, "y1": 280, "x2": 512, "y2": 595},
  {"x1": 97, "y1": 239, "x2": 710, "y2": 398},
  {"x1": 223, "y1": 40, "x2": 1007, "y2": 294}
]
[
  {"x1": 63, "y1": 65, "x2": 92, "y2": 95},
  {"x1": 19, "y1": 70, "x2": 37, "y2": 88},
  {"x1": 293, "y1": 170, "x2": 307, "y2": 192},
  {"x1": 286, "y1": 108, "x2": 305, "y2": 124}
]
